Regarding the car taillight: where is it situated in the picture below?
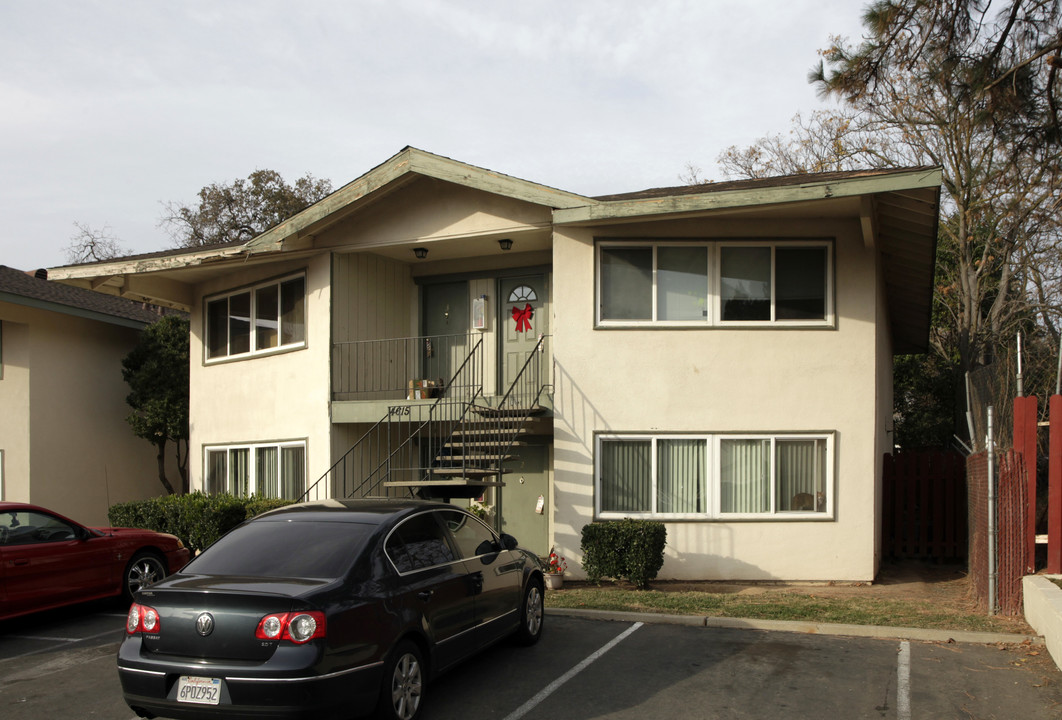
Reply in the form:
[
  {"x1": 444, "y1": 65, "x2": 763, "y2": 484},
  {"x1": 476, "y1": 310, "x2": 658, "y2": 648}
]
[
  {"x1": 254, "y1": 611, "x2": 326, "y2": 644},
  {"x1": 126, "y1": 603, "x2": 160, "y2": 634}
]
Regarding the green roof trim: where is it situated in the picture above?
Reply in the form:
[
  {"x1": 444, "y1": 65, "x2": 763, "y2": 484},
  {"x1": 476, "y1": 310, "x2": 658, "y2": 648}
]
[{"x1": 554, "y1": 167, "x2": 944, "y2": 225}]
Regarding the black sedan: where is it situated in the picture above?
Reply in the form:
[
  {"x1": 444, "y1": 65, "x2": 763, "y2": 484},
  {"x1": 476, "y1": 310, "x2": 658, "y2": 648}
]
[{"x1": 117, "y1": 499, "x2": 545, "y2": 720}]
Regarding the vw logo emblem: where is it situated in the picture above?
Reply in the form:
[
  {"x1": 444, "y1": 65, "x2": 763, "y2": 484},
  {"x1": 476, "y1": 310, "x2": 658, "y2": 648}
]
[{"x1": 195, "y1": 612, "x2": 215, "y2": 637}]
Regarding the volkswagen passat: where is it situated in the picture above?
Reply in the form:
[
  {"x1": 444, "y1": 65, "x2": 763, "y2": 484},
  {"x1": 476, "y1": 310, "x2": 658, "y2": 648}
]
[{"x1": 117, "y1": 499, "x2": 545, "y2": 720}]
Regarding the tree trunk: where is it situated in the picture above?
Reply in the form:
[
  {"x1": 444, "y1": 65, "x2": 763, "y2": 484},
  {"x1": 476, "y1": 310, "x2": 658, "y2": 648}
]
[
  {"x1": 175, "y1": 439, "x2": 189, "y2": 494},
  {"x1": 155, "y1": 439, "x2": 176, "y2": 495}
]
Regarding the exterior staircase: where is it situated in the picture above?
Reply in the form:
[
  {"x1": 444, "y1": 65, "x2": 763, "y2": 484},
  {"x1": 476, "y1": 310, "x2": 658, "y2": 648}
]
[{"x1": 300, "y1": 335, "x2": 550, "y2": 507}]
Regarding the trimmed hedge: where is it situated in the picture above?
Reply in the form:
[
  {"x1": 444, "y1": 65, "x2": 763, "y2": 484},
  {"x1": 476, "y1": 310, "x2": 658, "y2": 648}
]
[
  {"x1": 580, "y1": 519, "x2": 667, "y2": 589},
  {"x1": 108, "y1": 492, "x2": 294, "y2": 555}
]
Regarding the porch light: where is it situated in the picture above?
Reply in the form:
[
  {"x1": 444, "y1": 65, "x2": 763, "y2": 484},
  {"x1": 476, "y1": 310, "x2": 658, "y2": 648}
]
[
  {"x1": 413, "y1": 247, "x2": 428, "y2": 259},
  {"x1": 498, "y1": 238, "x2": 513, "y2": 251}
]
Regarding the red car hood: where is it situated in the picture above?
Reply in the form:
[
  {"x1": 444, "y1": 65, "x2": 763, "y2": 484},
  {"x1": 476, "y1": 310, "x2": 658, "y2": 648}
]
[{"x1": 91, "y1": 526, "x2": 184, "y2": 546}]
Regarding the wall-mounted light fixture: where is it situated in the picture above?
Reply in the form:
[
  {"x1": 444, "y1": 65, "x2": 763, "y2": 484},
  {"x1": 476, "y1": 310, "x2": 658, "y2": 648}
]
[
  {"x1": 498, "y1": 238, "x2": 513, "y2": 251},
  {"x1": 413, "y1": 247, "x2": 428, "y2": 259}
]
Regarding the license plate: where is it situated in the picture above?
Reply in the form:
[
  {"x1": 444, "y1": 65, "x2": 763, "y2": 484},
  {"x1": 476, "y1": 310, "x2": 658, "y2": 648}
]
[{"x1": 177, "y1": 675, "x2": 221, "y2": 705}]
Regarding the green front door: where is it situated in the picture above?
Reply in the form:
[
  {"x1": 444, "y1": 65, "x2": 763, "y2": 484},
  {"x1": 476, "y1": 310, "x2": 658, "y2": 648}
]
[
  {"x1": 499, "y1": 276, "x2": 546, "y2": 390},
  {"x1": 422, "y1": 281, "x2": 469, "y2": 385},
  {"x1": 499, "y1": 443, "x2": 550, "y2": 556}
]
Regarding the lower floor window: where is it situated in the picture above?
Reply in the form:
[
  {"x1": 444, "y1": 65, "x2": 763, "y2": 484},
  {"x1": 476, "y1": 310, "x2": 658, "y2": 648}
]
[
  {"x1": 597, "y1": 433, "x2": 831, "y2": 519},
  {"x1": 205, "y1": 441, "x2": 306, "y2": 500}
]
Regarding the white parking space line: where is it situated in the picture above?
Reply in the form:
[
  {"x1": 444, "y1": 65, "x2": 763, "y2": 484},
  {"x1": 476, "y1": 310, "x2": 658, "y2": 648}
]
[
  {"x1": 503, "y1": 622, "x2": 644, "y2": 720},
  {"x1": 897, "y1": 641, "x2": 911, "y2": 720},
  {"x1": 3, "y1": 627, "x2": 123, "y2": 661}
]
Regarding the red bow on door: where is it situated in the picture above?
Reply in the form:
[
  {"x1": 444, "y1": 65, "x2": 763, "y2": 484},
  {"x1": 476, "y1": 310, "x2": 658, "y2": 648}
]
[{"x1": 512, "y1": 303, "x2": 534, "y2": 332}]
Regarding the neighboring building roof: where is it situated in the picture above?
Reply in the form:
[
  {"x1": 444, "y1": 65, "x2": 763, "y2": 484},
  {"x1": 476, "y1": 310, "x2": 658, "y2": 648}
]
[
  {"x1": 50, "y1": 239, "x2": 246, "y2": 272},
  {"x1": 0, "y1": 265, "x2": 168, "y2": 328}
]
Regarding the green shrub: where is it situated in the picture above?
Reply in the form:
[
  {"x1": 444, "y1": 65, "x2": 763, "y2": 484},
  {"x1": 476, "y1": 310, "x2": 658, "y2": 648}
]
[
  {"x1": 108, "y1": 493, "x2": 294, "y2": 555},
  {"x1": 580, "y1": 519, "x2": 667, "y2": 589}
]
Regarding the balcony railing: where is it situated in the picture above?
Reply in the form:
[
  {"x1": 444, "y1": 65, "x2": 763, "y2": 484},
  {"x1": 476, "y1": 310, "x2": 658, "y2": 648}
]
[
  {"x1": 304, "y1": 337, "x2": 485, "y2": 501},
  {"x1": 332, "y1": 333, "x2": 474, "y2": 401}
]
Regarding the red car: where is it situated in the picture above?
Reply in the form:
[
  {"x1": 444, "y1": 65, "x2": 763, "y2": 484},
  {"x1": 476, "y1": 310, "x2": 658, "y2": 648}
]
[{"x1": 0, "y1": 502, "x2": 190, "y2": 622}]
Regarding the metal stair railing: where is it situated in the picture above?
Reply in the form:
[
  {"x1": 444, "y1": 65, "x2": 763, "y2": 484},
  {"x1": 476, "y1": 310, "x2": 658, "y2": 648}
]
[
  {"x1": 478, "y1": 334, "x2": 551, "y2": 471},
  {"x1": 299, "y1": 337, "x2": 484, "y2": 501},
  {"x1": 442, "y1": 335, "x2": 550, "y2": 478}
]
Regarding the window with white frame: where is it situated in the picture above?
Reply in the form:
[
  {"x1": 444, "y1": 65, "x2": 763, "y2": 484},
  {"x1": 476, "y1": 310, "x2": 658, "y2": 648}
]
[
  {"x1": 205, "y1": 274, "x2": 306, "y2": 361},
  {"x1": 596, "y1": 433, "x2": 832, "y2": 519},
  {"x1": 204, "y1": 441, "x2": 306, "y2": 499},
  {"x1": 596, "y1": 241, "x2": 832, "y2": 326}
]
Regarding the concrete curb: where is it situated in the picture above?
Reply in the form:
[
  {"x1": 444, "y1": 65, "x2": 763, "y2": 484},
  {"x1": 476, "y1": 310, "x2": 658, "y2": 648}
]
[
  {"x1": 547, "y1": 607, "x2": 1042, "y2": 646},
  {"x1": 1023, "y1": 576, "x2": 1062, "y2": 668}
]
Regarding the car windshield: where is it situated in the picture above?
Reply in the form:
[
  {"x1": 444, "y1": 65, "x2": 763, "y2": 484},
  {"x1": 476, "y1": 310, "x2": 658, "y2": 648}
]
[{"x1": 184, "y1": 519, "x2": 373, "y2": 579}]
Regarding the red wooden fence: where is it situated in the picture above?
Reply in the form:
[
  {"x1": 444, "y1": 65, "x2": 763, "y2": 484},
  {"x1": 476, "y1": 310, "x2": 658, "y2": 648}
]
[{"x1": 882, "y1": 450, "x2": 968, "y2": 562}]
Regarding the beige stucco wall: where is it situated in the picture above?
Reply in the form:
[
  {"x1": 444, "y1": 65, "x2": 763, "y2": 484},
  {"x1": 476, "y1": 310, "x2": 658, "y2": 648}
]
[
  {"x1": 551, "y1": 217, "x2": 888, "y2": 582},
  {"x1": 188, "y1": 254, "x2": 332, "y2": 494},
  {"x1": 0, "y1": 303, "x2": 165, "y2": 526},
  {"x1": 315, "y1": 177, "x2": 553, "y2": 252},
  {"x1": 0, "y1": 318, "x2": 30, "y2": 504}
]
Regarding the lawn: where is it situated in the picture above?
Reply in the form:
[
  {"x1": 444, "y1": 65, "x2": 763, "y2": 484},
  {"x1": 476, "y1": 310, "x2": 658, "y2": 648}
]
[{"x1": 545, "y1": 583, "x2": 1032, "y2": 635}]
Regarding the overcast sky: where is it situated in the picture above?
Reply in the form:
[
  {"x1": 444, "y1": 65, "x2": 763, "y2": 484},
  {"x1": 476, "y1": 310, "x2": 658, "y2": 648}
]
[{"x1": 0, "y1": 0, "x2": 868, "y2": 272}]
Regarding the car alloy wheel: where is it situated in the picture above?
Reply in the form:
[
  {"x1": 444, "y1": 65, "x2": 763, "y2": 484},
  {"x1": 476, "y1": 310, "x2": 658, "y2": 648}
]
[
  {"x1": 125, "y1": 552, "x2": 166, "y2": 601},
  {"x1": 514, "y1": 579, "x2": 544, "y2": 646},
  {"x1": 525, "y1": 584, "x2": 543, "y2": 636},
  {"x1": 383, "y1": 642, "x2": 424, "y2": 720}
]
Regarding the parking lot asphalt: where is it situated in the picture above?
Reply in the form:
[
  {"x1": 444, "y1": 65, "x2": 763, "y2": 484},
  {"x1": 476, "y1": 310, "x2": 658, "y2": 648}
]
[{"x1": 2, "y1": 602, "x2": 1061, "y2": 719}]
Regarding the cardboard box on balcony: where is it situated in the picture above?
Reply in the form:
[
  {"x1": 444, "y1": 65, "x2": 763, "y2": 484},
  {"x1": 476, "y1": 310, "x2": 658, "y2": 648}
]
[{"x1": 407, "y1": 379, "x2": 437, "y2": 400}]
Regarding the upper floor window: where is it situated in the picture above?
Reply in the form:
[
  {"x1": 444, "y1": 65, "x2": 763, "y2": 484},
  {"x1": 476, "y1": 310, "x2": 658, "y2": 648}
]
[
  {"x1": 596, "y1": 241, "x2": 832, "y2": 327},
  {"x1": 205, "y1": 274, "x2": 305, "y2": 361}
]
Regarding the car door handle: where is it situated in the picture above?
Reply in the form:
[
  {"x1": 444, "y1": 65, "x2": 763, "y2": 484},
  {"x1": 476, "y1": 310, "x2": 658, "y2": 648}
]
[
  {"x1": 417, "y1": 590, "x2": 434, "y2": 602},
  {"x1": 13, "y1": 559, "x2": 29, "y2": 566}
]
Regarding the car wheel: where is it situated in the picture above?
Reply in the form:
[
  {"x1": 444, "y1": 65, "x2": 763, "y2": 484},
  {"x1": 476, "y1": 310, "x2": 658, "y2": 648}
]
[
  {"x1": 513, "y1": 577, "x2": 544, "y2": 646},
  {"x1": 123, "y1": 551, "x2": 167, "y2": 602},
  {"x1": 378, "y1": 640, "x2": 426, "y2": 720}
]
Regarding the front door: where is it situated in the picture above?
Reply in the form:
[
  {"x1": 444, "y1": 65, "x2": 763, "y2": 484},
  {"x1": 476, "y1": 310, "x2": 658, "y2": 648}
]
[
  {"x1": 422, "y1": 282, "x2": 470, "y2": 386},
  {"x1": 499, "y1": 443, "x2": 550, "y2": 556},
  {"x1": 499, "y1": 276, "x2": 547, "y2": 390}
]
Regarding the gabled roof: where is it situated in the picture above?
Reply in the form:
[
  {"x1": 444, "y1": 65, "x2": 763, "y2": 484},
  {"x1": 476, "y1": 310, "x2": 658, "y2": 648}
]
[
  {"x1": 0, "y1": 265, "x2": 166, "y2": 328},
  {"x1": 244, "y1": 146, "x2": 596, "y2": 255},
  {"x1": 45, "y1": 149, "x2": 942, "y2": 352}
]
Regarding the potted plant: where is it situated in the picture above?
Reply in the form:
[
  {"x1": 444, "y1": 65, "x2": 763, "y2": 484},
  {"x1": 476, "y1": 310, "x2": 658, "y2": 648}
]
[{"x1": 544, "y1": 548, "x2": 567, "y2": 589}]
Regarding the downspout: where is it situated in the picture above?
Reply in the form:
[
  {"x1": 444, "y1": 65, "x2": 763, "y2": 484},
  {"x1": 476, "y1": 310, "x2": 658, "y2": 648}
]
[{"x1": 987, "y1": 405, "x2": 997, "y2": 616}]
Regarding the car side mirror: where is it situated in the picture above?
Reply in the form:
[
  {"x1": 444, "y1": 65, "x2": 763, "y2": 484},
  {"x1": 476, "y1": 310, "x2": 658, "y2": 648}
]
[{"x1": 500, "y1": 533, "x2": 518, "y2": 551}]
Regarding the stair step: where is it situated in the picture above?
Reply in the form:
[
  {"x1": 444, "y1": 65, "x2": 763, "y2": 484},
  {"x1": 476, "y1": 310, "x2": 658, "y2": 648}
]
[
  {"x1": 451, "y1": 427, "x2": 529, "y2": 437},
  {"x1": 444, "y1": 441, "x2": 527, "y2": 449},
  {"x1": 383, "y1": 477, "x2": 505, "y2": 500},
  {"x1": 472, "y1": 405, "x2": 546, "y2": 418},
  {"x1": 436, "y1": 455, "x2": 517, "y2": 463},
  {"x1": 426, "y1": 467, "x2": 511, "y2": 478}
]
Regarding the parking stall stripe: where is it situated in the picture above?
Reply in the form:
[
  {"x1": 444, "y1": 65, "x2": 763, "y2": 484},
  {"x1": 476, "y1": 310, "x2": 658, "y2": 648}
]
[
  {"x1": 897, "y1": 641, "x2": 911, "y2": 720},
  {"x1": 503, "y1": 622, "x2": 644, "y2": 720},
  {"x1": 3, "y1": 627, "x2": 124, "y2": 661}
]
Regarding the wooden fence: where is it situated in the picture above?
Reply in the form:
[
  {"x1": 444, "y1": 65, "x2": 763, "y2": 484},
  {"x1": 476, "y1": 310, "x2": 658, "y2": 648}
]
[{"x1": 882, "y1": 450, "x2": 968, "y2": 562}]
